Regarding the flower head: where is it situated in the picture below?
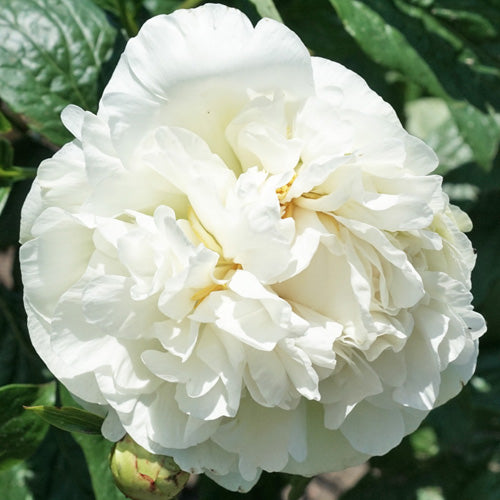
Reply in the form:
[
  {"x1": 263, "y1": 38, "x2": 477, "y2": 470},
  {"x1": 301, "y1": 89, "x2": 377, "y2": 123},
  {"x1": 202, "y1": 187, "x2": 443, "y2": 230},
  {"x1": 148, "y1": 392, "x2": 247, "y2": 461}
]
[{"x1": 20, "y1": 4, "x2": 485, "y2": 492}]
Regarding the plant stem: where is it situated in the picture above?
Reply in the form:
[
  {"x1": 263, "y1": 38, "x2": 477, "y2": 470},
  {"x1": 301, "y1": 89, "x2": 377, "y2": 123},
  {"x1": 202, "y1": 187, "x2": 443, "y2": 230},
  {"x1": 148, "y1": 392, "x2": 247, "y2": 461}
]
[
  {"x1": 0, "y1": 166, "x2": 37, "y2": 181},
  {"x1": 117, "y1": 0, "x2": 139, "y2": 38}
]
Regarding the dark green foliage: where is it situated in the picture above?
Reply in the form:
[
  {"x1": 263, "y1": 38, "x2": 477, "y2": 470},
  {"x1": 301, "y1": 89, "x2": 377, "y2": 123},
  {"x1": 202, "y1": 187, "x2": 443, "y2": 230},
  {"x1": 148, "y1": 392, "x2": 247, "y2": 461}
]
[
  {"x1": 0, "y1": 0, "x2": 116, "y2": 145},
  {"x1": 327, "y1": 0, "x2": 500, "y2": 170},
  {"x1": 0, "y1": 383, "x2": 56, "y2": 470}
]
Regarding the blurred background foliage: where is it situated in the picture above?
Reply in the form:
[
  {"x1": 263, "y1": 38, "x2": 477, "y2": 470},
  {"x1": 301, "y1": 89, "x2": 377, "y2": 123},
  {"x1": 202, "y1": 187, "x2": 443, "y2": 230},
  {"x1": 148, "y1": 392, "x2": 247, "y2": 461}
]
[{"x1": 0, "y1": 0, "x2": 499, "y2": 498}]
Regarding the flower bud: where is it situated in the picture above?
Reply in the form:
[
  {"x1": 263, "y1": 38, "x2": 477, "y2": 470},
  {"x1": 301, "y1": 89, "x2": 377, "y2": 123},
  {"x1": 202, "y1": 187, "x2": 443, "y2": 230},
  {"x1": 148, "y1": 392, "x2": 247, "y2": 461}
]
[{"x1": 110, "y1": 435, "x2": 189, "y2": 500}]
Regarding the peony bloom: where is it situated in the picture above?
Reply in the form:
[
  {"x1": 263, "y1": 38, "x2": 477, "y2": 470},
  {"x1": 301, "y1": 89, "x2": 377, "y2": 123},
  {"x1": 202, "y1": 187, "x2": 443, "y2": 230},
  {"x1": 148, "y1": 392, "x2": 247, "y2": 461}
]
[{"x1": 20, "y1": 3, "x2": 485, "y2": 492}]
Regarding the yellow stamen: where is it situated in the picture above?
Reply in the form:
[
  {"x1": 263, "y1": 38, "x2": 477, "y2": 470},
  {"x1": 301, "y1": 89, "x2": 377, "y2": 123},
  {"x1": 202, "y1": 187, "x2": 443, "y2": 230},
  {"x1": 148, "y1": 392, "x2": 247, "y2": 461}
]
[
  {"x1": 276, "y1": 173, "x2": 297, "y2": 202},
  {"x1": 282, "y1": 202, "x2": 294, "y2": 219},
  {"x1": 214, "y1": 261, "x2": 242, "y2": 278},
  {"x1": 276, "y1": 174, "x2": 298, "y2": 219},
  {"x1": 188, "y1": 207, "x2": 222, "y2": 253},
  {"x1": 301, "y1": 191, "x2": 321, "y2": 200},
  {"x1": 191, "y1": 263, "x2": 242, "y2": 307},
  {"x1": 191, "y1": 283, "x2": 227, "y2": 306}
]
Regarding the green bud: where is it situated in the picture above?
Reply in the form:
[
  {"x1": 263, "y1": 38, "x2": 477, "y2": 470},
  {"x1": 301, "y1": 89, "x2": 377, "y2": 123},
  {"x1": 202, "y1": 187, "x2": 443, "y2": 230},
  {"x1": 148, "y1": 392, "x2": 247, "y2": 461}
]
[{"x1": 110, "y1": 435, "x2": 189, "y2": 500}]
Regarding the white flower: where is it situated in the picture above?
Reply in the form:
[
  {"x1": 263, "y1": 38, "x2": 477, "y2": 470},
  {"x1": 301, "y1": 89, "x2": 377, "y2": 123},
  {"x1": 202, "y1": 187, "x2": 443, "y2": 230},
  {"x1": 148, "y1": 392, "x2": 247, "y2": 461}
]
[{"x1": 20, "y1": 4, "x2": 486, "y2": 492}]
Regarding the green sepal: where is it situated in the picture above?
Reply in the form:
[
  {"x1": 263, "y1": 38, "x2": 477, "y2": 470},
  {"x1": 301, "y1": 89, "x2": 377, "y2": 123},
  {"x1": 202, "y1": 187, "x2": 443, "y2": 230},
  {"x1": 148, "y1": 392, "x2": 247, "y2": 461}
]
[{"x1": 24, "y1": 405, "x2": 105, "y2": 435}]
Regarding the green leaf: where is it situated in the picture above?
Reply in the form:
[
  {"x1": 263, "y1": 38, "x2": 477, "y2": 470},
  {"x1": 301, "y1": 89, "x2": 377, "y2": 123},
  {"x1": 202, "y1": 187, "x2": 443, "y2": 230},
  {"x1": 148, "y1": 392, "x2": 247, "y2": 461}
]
[
  {"x1": 0, "y1": 462, "x2": 35, "y2": 500},
  {"x1": 405, "y1": 97, "x2": 474, "y2": 175},
  {"x1": 15, "y1": 426, "x2": 95, "y2": 500},
  {"x1": 0, "y1": 137, "x2": 13, "y2": 216},
  {"x1": 0, "y1": 137, "x2": 13, "y2": 170},
  {"x1": 59, "y1": 386, "x2": 126, "y2": 500},
  {"x1": 448, "y1": 101, "x2": 500, "y2": 171},
  {"x1": 0, "y1": 137, "x2": 37, "y2": 187},
  {"x1": 278, "y1": 0, "x2": 407, "y2": 119},
  {"x1": 430, "y1": 0, "x2": 499, "y2": 49},
  {"x1": 0, "y1": 382, "x2": 56, "y2": 471},
  {"x1": 410, "y1": 426, "x2": 440, "y2": 460},
  {"x1": 25, "y1": 406, "x2": 105, "y2": 435},
  {"x1": 143, "y1": 0, "x2": 203, "y2": 16},
  {"x1": 460, "y1": 471, "x2": 500, "y2": 500},
  {"x1": 142, "y1": 0, "x2": 182, "y2": 15},
  {"x1": 417, "y1": 486, "x2": 445, "y2": 500},
  {"x1": 328, "y1": 0, "x2": 445, "y2": 95},
  {"x1": 0, "y1": 109, "x2": 11, "y2": 133},
  {"x1": 92, "y1": 0, "x2": 139, "y2": 37},
  {"x1": 328, "y1": 0, "x2": 500, "y2": 170},
  {"x1": 249, "y1": 0, "x2": 283, "y2": 22},
  {"x1": 91, "y1": 0, "x2": 121, "y2": 13},
  {"x1": 0, "y1": 0, "x2": 117, "y2": 145},
  {"x1": 73, "y1": 435, "x2": 127, "y2": 500},
  {"x1": 0, "y1": 186, "x2": 9, "y2": 214}
]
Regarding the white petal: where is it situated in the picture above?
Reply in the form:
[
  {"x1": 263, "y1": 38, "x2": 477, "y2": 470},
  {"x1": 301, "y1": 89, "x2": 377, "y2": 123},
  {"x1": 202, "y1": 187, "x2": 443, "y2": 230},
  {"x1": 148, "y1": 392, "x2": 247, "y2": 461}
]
[
  {"x1": 50, "y1": 280, "x2": 120, "y2": 373},
  {"x1": 283, "y1": 402, "x2": 369, "y2": 475},
  {"x1": 226, "y1": 94, "x2": 303, "y2": 174},
  {"x1": 436, "y1": 338, "x2": 478, "y2": 406},
  {"x1": 20, "y1": 209, "x2": 94, "y2": 319},
  {"x1": 36, "y1": 142, "x2": 89, "y2": 211},
  {"x1": 392, "y1": 327, "x2": 440, "y2": 411},
  {"x1": 403, "y1": 133, "x2": 439, "y2": 175},
  {"x1": 321, "y1": 353, "x2": 383, "y2": 411},
  {"x1": 294, "y1": 96, "x2": 353, "y2": 164},
  {"x1": 311, "y1": 57, "x2": 397, "y2": 119},
  {"x1": 340, "y1": 400, "x2": 405, "y2": 455},
  {"x1": 19, "y1": 179, "x2": 44, "y2": 243},
  {"x1": 169, "y1": 440, "x2": 237, "y2": 476},
  {"x1": 128, "y1": 384, "x2": 219, "y2": 451},
  {"x1": 206, "y1": 468, "x2": 261, "y2": 493},
  {"x1": 101, "y1": 408, "x2": 127, "y2": 442},
  {"x1": 24, "y1": 299, "x2": 106, "y2": 405},
  {"x1": 61, "y1": 104, "x2": 85, "y2": 139},
  {"x1": 192, "y1": 278, "x2": 303, "y2": 351},
  {"x1": 151, "y1": 319, "x2": 200, "y2": 361},
  {"x1": 100, "y1": 5, "x2": 313, "y2": 167},
  {"x1": 213, "y1": 397, "x2": 307, "y2": 480},
  {"x1": 82, "y1": 275, "x2": 164, "y2": 337},
  {"x1": 244, "y1": 348, "x2": 290, "y2": 407}
]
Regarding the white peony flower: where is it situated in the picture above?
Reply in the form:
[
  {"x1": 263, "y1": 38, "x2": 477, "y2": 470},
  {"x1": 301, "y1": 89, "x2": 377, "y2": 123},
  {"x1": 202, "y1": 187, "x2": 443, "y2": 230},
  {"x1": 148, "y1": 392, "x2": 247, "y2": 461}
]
[{"x1": 20, "y1": 3, "x2": 486, "y2": 492}]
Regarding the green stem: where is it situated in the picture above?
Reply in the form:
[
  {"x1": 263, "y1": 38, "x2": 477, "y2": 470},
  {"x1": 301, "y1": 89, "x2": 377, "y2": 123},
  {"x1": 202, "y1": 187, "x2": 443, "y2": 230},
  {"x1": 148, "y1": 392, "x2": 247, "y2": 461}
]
[
  {"x1": 178, "y1": 0, "x2": 204, "y2": 9},
  {"x1": 0, "y1": 166, "x2": 37, "y2": 182},
  {"x1": 117, "y1": 0, "x2": 139, "y2": 38}
]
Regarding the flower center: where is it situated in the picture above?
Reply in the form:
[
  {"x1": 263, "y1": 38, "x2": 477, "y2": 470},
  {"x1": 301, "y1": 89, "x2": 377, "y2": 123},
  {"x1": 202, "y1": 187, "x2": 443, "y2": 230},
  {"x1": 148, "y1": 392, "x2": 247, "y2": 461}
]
[
  {"x1": 190, "y1": 260, "x2": 242, "y2": 307},
  {"x1": 191, "y1": 282, "x2": 227, "y2": 307},
  {"x1": 276, "y1": 173, "x2": 297, "y2": 219},
  {"x1": 188, "y1": 207, "x2": 222, "y2": 254},
  {"x1": 276, "y1": 174, "x2": 297, "y2": 201},
  {"x1": 187, "y1": 207, "x2": 243, "y2": 307}
]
